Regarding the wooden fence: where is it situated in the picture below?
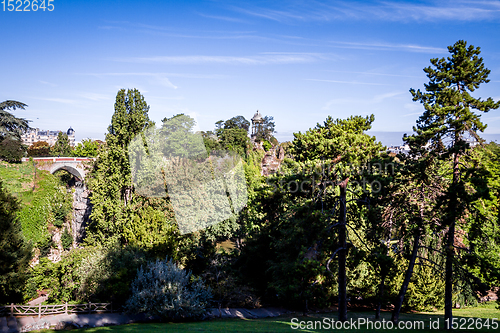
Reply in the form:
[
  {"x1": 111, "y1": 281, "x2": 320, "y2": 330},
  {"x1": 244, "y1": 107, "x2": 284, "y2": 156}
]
[{"x1": 0, "y1": 302, "x2": 112, "y2": 318}]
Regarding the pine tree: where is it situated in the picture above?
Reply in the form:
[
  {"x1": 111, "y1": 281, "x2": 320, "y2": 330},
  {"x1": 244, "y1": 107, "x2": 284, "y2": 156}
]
[
  {"x1": 0, "y1": 100, "x2": 30, "y2": 141},
  {"x1": 0, "y1": 100, "x2": 30, "y2": 161},
  {"x1": 291, "y1": 114, "x2": 383, "y2": 163},
  {"x1": 407, "y1": 40, "x2": 500, "y2": 327}
]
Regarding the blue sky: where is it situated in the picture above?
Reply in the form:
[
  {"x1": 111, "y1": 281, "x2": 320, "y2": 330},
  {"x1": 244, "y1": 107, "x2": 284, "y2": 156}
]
[{"x1": 2, "y1": 0, "x2": 500, "y2": 145}]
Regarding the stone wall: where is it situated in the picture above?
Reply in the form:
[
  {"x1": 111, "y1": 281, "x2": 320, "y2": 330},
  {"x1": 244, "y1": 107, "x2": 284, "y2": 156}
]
[{"x1": 261, "y1": 145, "x2": 285, "y2": 176}]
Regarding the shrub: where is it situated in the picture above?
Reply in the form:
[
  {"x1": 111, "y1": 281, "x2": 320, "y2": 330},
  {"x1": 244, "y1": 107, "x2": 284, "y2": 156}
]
[
  {"x1": 61, "y1": 228, "x2": 72, "y2": 250},
  {"x1": 0, "y1": 137, "x2": 26, "y2": 162},
  {"x1": 78, "y1": 245, "x2": 148, "y2": 305},
  {"x1": 27, "y1": 141, "x2": 50, "y2": 157},
  {"x1": 38, "y1": 233, "x2": 54, "y2": 258},
  {"x1": 125, "y1": 257, "x2": 212, "y2": 320},
  {"x1": 262, "y1": 140, "x2": 272, "y2": 151},
  {"x1": 24, "y1": 246, "x2": 148, "y2": 304}
]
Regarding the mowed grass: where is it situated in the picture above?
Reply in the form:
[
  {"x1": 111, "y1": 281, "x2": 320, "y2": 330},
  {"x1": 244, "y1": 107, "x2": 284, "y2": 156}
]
[
  {"x1": 0, "y1": 160, "x2": 35, "y2": 198},
  {"x1": 38, "y1": 302, "x2": 499, "y2": 333}
]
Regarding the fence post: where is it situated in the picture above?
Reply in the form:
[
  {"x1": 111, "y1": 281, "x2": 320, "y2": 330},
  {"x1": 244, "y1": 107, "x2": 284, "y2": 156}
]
[
  {"x1": 110, "y1": 302, "x2": 113, "y2": 313},
  {"x1": 88, "y1": 302, "x2": 91, "y2": 314},
  {"x1": 38, "y1": 303, "x2": 41, "y2": 319},
  {"x1": 10, "y1": 303, "x2": 13, "y2": 317},
  {"x1": 65, "y1": 302, "x2": 68, "y2": 315}
]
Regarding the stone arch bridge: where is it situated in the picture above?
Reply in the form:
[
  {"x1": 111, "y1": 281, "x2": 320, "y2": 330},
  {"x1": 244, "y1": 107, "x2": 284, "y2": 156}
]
[
  {"x1": 22, "y1": 157, "x2": 95, "y2": 243},
  {"x1": 21, "y1": 157, "x2": 95, "y2": 180}
]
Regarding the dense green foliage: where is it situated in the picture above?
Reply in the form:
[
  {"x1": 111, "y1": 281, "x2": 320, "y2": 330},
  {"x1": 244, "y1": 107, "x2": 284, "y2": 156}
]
[
  {"x1": 16, "y1": 170, "x2": 72, "y2": 246},
  {"x1": 0, "y1": 100, "x2": 31, "y2": 162},
  {"x1": 0, "y1": 180, "x2": 32, "y2": 304},
  {"x1": 24, "y1": 245, "x2": 148, "y2": 304},
  {"x1": 27, "y1": 141, "x2": 50, "y2": 157},
  {"x1": 208, "y1": 115, "x2": 252, "y2": 157},
  {"x1": 0, "y1": 159, "x2": 73, "y2": 278},
  {"x1": 51, "y1": 132, "x2": 73, "y2": 157},
  {"x1": 2, "y1": 42, "x2": 499, "y2": 324},
  {"x1": 0, "y1": 100, "x2": 30, "y2": 141},
  {"x1": 86, "y1": 89, "x2": 153, "y2": 245},
  {"x1": 72, "y1": 139, "x2": 102, "y2": 157},
  {"x1": 0, "y1": 137, "x2": 26, "y2": 162},
  {"x1": 291, "y1": 114, "x2": 383, "y2": 163},
  {"x1": 238, "y1": 115, "x2": 386, "y2": 310}
]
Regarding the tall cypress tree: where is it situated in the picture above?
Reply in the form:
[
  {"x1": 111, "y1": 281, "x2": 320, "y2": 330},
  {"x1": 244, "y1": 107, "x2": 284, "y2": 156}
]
[
  {"x1": 406, "y1": 40, "x2": 499, "y2": 328},
  {"x1": 86, "y1": 89, "x2": 153, "y2": 245}
]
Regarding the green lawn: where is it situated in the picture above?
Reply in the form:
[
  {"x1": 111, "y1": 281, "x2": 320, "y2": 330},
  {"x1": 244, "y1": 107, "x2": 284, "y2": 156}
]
[
  {"x1": 39, "y1": 302, "x2": 499, "y2": 333},
  {"x1": 0, "y1": 160, "x2": 36, "y2": 200}
]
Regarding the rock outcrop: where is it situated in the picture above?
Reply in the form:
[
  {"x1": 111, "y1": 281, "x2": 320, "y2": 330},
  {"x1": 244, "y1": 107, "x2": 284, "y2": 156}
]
[
  {"x1": 72, "y1": 181, "x2": 92, "y2": 243},
  {"x1": 261, "y1": 145, "x2": 285, "y2": 176}
]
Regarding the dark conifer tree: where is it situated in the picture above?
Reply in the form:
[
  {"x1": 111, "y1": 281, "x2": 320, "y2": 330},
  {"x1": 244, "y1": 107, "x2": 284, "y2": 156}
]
[
  {"x1": 406, "y1": 40, "x2": 500, "y2": 328},
  {"x1": 0, "y1": 180, "x2": 32, "y2": 304}
]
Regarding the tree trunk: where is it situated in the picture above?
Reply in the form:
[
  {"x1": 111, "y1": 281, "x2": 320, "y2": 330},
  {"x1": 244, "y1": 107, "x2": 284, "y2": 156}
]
[
  {"x1": 391, "y1": 224, "x2": 421, "y2": 323},
  {"x1": 375, "y1": 273, "x2": 386, "y2": 320},
  {"x1": 338, "y1": 178, "x2": 348, "y2": 322},
  {"x1": 444, "y1": 150, "x2": 460, "y2": 329},
  {"x1": 444, "y1": 221, "x2": 455, "y2": 329}
]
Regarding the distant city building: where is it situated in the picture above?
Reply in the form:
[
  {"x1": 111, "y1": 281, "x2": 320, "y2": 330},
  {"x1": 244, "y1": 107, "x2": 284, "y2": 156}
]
[
  {"x1": 386, "y1": 139, "x2": 482, "y2": 155},
  {"x1": 465, "y1": 137, "x2": 480, "y2": 148},
  {"x1": 387, "y1": 144, "x2": 410, "y2": 155},
  {"x1": 21, "y1": 127, "x2": 76, "y2": 147}
]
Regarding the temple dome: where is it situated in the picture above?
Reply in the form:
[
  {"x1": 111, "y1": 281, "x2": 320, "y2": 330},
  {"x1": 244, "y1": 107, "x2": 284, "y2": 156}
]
[
  {"x1": 67, "y1": 127, "x2": 74, "y2": 135},
  {"x1": 251, "y1": 110, "x2": 263, "y2": 122}
]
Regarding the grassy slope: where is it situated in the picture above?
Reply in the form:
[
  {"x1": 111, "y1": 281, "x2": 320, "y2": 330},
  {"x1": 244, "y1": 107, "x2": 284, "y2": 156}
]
[
  {"x1": 0, "y1": 160, "x2": 36, "y2": 204},
  {"x1": 38, "y1": 302, "x2": 499, "y2": 333},
  {"x1": 0, "y1": 160, "x2": 71, "y2": 243}
]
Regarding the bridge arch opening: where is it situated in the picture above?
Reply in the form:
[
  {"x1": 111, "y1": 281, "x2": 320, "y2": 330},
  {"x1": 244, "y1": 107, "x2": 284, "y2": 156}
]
[{"x1": 51, "y1": 165, "x2": 84, "y2": 182}]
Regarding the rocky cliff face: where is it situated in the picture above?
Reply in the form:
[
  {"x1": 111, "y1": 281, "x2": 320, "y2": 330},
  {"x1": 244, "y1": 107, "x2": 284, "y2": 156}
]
[
  {"x1": 72, "y1": 181, "x2": 92, "y2": 243},
  {"x1": 261, "y1": 145, "x2": 285, "y2": 176}
]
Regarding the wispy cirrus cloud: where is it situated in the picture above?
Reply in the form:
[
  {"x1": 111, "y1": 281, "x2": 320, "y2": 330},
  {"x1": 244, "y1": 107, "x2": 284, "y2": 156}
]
[
  {"x1": 373, "y1": 91, "x2": 406, "y2": 103},
  {"x1": 231, "y1": 6, "x2": 305, "y2": 22},
  {"x1": 321, "y1": 90, "x2": 405, "y2": 110},
  {"x1": 76, "y1": 72, "x2": 181, "y2": 89},
  {"x1": 38, "y1": 98, "x2": 79, "y2": 105},
  {"x1": 230, "y1": 0, "x2": 500, "y2": 23},
  {"x1": 114, "y1": 53, "x2": 329, "y2": 65},
  {"x1": 39, "y1": 80, "x2": 57, "y2": 87},
  {"x1": 80, "y1": 72, "x2": 228, "y2": 79},
  {"x1": 79, "y1": 93, "x2": 114, "y2": 101},
  {"x1": 196, "y1": 12, "x2": 248, "y2": 23},
  {"x1": 326, "y1": 40, "x2": 447, "y2": 53},
  {"x1": 154, "y1": 77, "x2": 178, "y2": 89},
  {"x1": 307, "y1": 78, "x2": 391, "y2": 86},
  {"x1": 325, "y1": 70, "x2": 422, "y2": 78},
  {"x1": 98, "y1": 20, "x2": 263, "y2": 40}
]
